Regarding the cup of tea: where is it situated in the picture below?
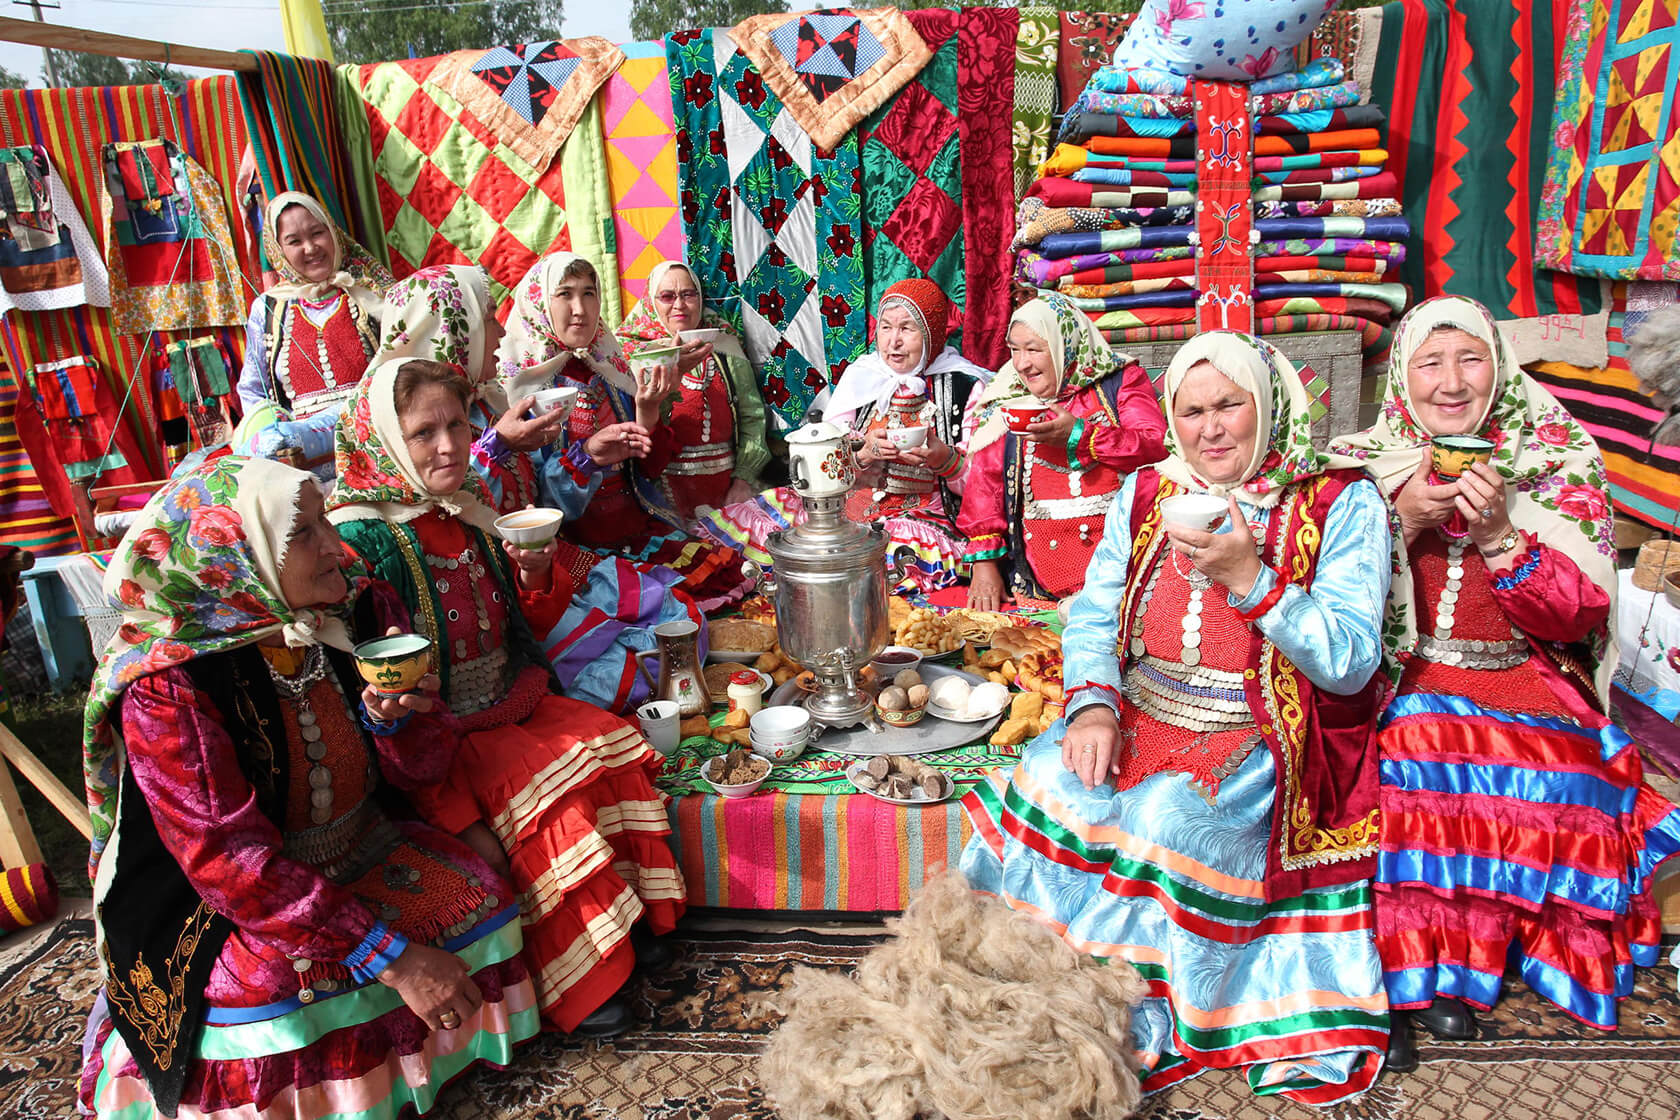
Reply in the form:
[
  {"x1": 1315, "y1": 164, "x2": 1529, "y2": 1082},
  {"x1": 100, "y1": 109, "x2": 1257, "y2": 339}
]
[
  {"x1": 493, "y1": 507, "x2": 564, "y2": 550},
  {"x1": 353, "y1": 633, "x2": 433, "y2": 695},
  {"x1": 887, "y1": 425, "x2": 928, "y2": 449},
  {"x1": 1003, "y1": 405, "x2": 1048, "y2": 433},
  {"x1": 1160, "y1": 493, "x2": 1230, "y2": 533},
  {"x1": 1430, "y1": 435, "x2": 1495, "y2": 480},
  {"x1": 530, "y1": 386, "x2": 578, "y2": 417}
]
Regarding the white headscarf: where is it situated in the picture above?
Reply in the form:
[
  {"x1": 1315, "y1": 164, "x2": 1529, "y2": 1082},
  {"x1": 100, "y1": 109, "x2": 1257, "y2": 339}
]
[
  {"x1": 497, "y1": 251, "x2": 634, "y2": 404},
  {"x1": 371, "y1": 264, "x2": 505, "y2": 413}
]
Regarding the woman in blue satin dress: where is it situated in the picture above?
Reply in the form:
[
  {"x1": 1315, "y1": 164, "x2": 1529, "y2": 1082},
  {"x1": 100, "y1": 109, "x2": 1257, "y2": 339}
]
[{"x1": 960, "y1": 331, "x2": 1397, "y2": 1104}]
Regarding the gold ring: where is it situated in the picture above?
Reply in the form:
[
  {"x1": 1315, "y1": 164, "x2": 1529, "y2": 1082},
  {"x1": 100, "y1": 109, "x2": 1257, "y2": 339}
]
[
  {"x1": 440, "y1": 1011, "x2": 461, "y2": 1028},
  {"x1": 1080, "y1": 746, "x2": 1095, "y2": 754}
]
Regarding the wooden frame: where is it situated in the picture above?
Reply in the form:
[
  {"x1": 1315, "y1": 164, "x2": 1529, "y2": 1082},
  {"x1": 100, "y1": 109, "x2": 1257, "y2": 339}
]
[{"x1": 0, "y1": 16, "x2": 258, "y2": 73}]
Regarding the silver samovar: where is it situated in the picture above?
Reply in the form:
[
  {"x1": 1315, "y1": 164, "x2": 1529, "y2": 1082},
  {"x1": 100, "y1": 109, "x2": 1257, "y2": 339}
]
[{"x1": 747, "y1": 421, "x2": 903, "y2": 727}]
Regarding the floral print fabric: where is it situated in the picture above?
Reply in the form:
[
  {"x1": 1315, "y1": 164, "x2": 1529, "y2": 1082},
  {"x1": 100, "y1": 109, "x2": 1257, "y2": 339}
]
[{"x1": 1110, "y1": 0, "x2": 1338, "y2": 82}]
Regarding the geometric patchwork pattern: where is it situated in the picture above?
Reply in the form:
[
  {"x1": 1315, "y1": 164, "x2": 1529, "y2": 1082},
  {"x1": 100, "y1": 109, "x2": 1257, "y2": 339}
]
[
  {"x1": 1535, "y1": 0, "x2": 1680, "y2": 280},
  {"x1": 769, "y1": 12, "x2": 887, "y2": 102},
  {"x1": 348, "y1": 57, "x2": 572, "y2": 300},
  {"x1": 602, "y1": 42, "x2": 684, "y2": 314},
  {"x1": 470, "y1": 43, "x2": 582, "y2": 127}
]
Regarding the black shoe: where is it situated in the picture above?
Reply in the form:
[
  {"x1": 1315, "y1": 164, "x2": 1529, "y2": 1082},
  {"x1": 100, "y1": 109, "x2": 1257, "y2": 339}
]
[
  {"x1": 1385, "y1": 1010, "x2": 1418, "y2": 1075},
  {"x1": 632, "y1": 928, "x2": 679, "y2": 972},
  {"x1": 572, "y1": 997, "x2": 633, "y2": 1039},
  {"x1": 1413, "y1": 996, "x2": 1476, "y2": 1040}
]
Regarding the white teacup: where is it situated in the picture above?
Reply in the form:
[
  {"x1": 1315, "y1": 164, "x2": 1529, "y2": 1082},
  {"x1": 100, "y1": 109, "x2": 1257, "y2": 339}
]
[
  {"x1": 749, "y1": 704, "x2": 812, "y2": 762},
  {"x1": 887, "y1": 425, "x2": 928, "y2": 449},
  {"x1": 531, "y1": 386, "x2": 578, "y2": 416},
  {"x1": 1160, "y1": 493, "x2": 1230, "y2": 533},
  {"x1": 637, "y1": 700, "x2": 681, "y2": 756}
]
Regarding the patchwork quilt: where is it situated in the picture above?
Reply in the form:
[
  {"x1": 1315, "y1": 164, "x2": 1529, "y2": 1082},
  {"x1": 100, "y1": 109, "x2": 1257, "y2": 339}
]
[
  {"x1": 0, "y1": 146, "x2": 109, "y2": 317},
  {"x1": 602, "y1": 42, "x2": 684, "y2": 315},
  {"x1": 1536, "y1": 0, "x2": 1680, "y2": 280},
  {"x1": 730, "y1": 7, "x2": 933, "y2": 154}
]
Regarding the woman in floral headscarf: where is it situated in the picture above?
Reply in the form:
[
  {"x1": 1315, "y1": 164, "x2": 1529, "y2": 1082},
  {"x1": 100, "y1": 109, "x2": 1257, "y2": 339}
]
[
  {"x1": 78, "y1": 456, "x2": 536, "y2": 1120},
  {"x1": 617, "y1": 259, "x2": 770, "y2": 519},
  {"x1": 331, "y1": 358, "x2": 686, "y2": 1039},
  {"x1": 961, "y1": 331, "x2": 1396, "y2": 1104},
  {"x1": 498, "y1": 251, "x2": 751, "y2": 612},
  {"x1": 1328, "y1": 296, "x2": 1680, "y2": 1073},
  {"x1": 237, "y1": 191, "x2": 392, "y2": 420},
  {"x1": 957, "y1": 292, "x2": 1165, "y2": 607},
  {"x1": 370, "y1": 266, "x2": 706, "y2": 714},
  {"x1": 697, "y1": 278, "x2": 994, "y2": 591}
]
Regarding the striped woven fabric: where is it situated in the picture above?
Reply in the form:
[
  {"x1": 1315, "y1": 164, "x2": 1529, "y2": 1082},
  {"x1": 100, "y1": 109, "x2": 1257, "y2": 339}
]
[
  {"x1": 0, "y1": 862, "x2": 57, "y2": 934},
  {"x1": 668, "y1": 791, "x2": 972, "y2": 912},
  {"x1": 0, "y1": 363, "x2": 74, "y2": 554}
]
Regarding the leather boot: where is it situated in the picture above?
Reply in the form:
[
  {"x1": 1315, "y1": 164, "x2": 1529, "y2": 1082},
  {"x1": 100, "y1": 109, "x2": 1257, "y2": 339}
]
[
  {"x1": 1385, "y1": 1010, "x2": 1418, "y2": 1075},
  {"x1": 1413, "y1": 996, "x2": 1476, "y2": 1040},
  {"x1": 632, "y1": 927, "x2": 679, "y2": 972},
  {"x1": 573, "y1": 996, "x2": 633, "y2": 1039}
]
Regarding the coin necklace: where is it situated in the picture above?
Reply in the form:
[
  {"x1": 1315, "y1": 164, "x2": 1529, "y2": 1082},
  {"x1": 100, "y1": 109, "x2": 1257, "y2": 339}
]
[{"x1": 264, "y1": 644, "x2": 339, "y2": 825}]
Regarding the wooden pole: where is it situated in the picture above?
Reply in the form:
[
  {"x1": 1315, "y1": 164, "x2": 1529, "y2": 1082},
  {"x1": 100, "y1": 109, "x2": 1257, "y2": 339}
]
[
  {"x1": 0, "y1": 725, "x2": 92, "y2": 842},
  {"x1": 0, "y1": 14, "x2": 259, "y2": 73}
]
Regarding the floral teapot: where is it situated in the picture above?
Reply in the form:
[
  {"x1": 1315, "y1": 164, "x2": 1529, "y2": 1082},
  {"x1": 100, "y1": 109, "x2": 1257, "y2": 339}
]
[{"x1": 785, "y1": 419, "x2": 860, "y2": 499}]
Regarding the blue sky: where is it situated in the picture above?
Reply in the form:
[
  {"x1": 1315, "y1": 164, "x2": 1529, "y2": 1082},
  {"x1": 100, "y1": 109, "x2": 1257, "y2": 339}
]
[{"x1": 0, "y1": 0, "x2": 637, "y2": 84}]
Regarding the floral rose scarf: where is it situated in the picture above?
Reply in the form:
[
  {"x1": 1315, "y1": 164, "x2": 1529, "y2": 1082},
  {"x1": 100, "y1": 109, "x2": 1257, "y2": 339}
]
[
  {"x1": 372, "y1": 263, "x2": 504, "y2": 413},
  {"x1": 82, "y1": 456, "x2": 366, "y2": 879},
  {"x1": 328, "y1": 358, "x2": 501, "y2": 533},
  {"x1": 969, "y1": 292, "x2": 1123, "y2": 454},
  {"x1": 261, "y1": 190, "x2": 391, "y2": 312},
  {"x1": 617, "y1": 259, "x2": 748, "y2": 362},
  {"x1": 496, "y1": 251, "x2": 635, "y2": 405},
  {"x1": 1329, "y1": 295, "x2": 1618, "y2": 702}
]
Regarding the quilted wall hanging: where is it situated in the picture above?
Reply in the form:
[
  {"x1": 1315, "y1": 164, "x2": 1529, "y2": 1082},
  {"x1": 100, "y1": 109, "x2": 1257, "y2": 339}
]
[
  {"x1": 667, "y1": 28, "x2": 866, "y2": 432},
  {"x1": 602, "y1": 41, "x2": 684, "y2": 314},
  {"x1": 729, "y1": 7, "x2": 933, "y2": 154},
  {"x1": 1536, "y1": 0, "x2": 1680, "y2": 280},
  {"x1": 100, "y1": 138, "x2": 245, "y2": 336},
  {"x1": 1012, "y1": 6, "x2": 1060, "y2": 200},
  {"x1": 958, "y1": 4, "x2": 1023, "y2": 370},
  {"x1": 1058, "y1": 9, "x2": 1136, "y2": 108},
  {"x1": 0, "y1": 145, "x2": 109, "y2": 318},
  {"x1": 341, "y1": 48, "x2": 619, "y2": 304}
]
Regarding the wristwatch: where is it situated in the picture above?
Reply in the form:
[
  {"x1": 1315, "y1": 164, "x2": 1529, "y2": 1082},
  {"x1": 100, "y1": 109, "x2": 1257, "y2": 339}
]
[{"x1": 1479, "y1": 528, "x2": 1522, "y2": 558}]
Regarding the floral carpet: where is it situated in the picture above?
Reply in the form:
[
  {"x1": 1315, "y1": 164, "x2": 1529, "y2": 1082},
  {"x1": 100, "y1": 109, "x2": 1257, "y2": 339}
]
[{"x1": 3, "y1": 911, "x2": 1678, "y2": 1119}]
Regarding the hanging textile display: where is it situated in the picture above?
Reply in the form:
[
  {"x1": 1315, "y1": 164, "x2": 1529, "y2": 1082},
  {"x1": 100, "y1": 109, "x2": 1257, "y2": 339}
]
[
  {"x1": 342, "y1": 54, "x2": 586, "y2": 299},
  {"x1": 236, "y1": 50, "x2": 386, "y2": 263},
  {"x1": 1012, "y1": 5, "x2": 1060, "y2": 200},
  {"x1": 667, "y1": 28, "x2": 865, "y2": 431},
  {"x1": 557, "y1": 97, "x2": 625, "y2": 326},
  {"x1": 0, "y1": 146, "x2": 109, "y2": 317},
  {"x1": 1294, "y1": 2, "x2": 1385, "y2": 98},
  {"x1": 602, "y1": 41, "x2": 684, "y2": 314},
  {"x1": 1192, "y1": 80, "x2": 1255, "y2": 333},
  {"x1": 429, "y1": 37, "x2": 625, "y2": 176},
  {"x1": 100, "y1": 138, "x2": 245, "y2": 335},
  {"x1": 1536, "y1": 0, "x2": 1680, "y2": 281},
  {"x1": 0, "y1": 359, "x2": 75, "y2": 556},
  {"x1": 1057, "y1": 9, "x2": 1136, "y2": 109},
  {"x1": 18, "y1": 353, "x2": 157, "y2": 522},
  {"x1": 860, "y1": 9, "x2": 965, "y2": 342},
  {"x1": 958, "y1": 4, "x2": 1021, "y2": 371},
  {"x1": 729, "y1": 7, "x2": 933, "y2": 154}
]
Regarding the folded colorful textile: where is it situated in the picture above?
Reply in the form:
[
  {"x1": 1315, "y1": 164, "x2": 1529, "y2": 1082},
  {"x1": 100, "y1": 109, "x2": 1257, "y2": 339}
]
[
  {"x1": 1012, "y1": 198, "x2": 1195, "y2": 251},
  {"x1": 1087, "y1": 56, "x2": 1344, "y2": 98},
  {"x1": 1058, "y1": 287, "x2": 1199, "y2": 312},
  {"x1": 1027, "y1": 178, "x2": 1194, "y2": 208},
  {"x1": 1068, "y1": 168, "x2": 1197, "y2": 188},
  {"x1": 1101, "y1": 312, "x2": 1392, "y2": 351},
  {"x1": 1036, "y1": 216, "x2": 1407, "y2": 259},
  {"x1": 1254, "y1": 172, "x2": 1399, "y2": 201},
  {"x1": 1252, "y1": 281, "x2": 1407, "y2": 313},
  {"x1": 1076, "y1": 79, "x2": 1362, "y2": 122},
  {"x1": 1058, "y1": 103, "x2": 1386, "y2": 145},
  {"x1": 1018, "y1": 236, "x2": 1406, "y2": 288},
  {"x1": 1057, "y1": 251, "x2": 1394, "y2": 292},
  {"x1": 1060, "y1": 275, "x2": 1196, "y2": 298}
]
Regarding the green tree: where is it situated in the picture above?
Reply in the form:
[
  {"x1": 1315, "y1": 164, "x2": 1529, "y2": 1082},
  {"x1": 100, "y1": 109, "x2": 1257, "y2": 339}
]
[
  {"x1": 41, "y1": 50, "x2": 150, "y2": 89},
  {"x1": 0, "y1": 65, "x2": 26, "y2": 90},
  {"x1": 630, "y1": 1, "x2": 788, "y2": 42},
  {"x1": 325, "y1": 0, "x2": 570, "y2": 67}
]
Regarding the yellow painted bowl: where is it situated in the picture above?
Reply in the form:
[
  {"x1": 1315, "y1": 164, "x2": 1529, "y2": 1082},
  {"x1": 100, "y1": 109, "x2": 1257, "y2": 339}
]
[
  {"x1": 875, "y1": 701, "x2": 927, "y2": 728},
  {"x1": 1430, "y1": 435, "x2": 1495, "y2": 479},
  {"x1": 353, "y1": 633, "x2": 433, "y2": 695}
]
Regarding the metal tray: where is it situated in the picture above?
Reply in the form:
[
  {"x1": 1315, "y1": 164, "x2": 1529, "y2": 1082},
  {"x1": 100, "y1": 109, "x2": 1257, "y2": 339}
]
[{"x1": 765, "y1": 663, "x2": 1001, "y2": 757}]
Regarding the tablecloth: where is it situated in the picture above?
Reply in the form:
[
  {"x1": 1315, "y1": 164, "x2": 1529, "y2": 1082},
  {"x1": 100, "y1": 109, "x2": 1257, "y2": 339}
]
[{"x1": 1616, "y1": 568, "x2": 1680, "y2": 720}]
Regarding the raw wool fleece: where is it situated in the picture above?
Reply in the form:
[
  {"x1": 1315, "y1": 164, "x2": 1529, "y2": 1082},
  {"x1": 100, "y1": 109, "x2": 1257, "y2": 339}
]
[{"x1": 760, "y1": 870, "x2": 1148, "y2": 1120}]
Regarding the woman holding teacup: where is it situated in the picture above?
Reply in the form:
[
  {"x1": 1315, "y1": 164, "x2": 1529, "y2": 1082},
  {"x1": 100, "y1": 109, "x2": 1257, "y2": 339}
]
[
  {"x1": 617, "y1": 259, "x2": 771, "y2": 520},
  {"x1": 957, "y1": 292, "x2": 1165, "y2": 607},
  {"x1": 79, "y1": 456, "x2": 538, "y2": 1119},
  {"x1": 960, "y1": 331, "x2": 1396, "y2": 1103},
  {"x1": 330, "y1": 358, "x2": 687, "y2": 1039},
  {"x1": 1330, "y1": 295, "x2": 1680, "y2": 1072},
  {"x1": 698, "y1": 279, "x2": 991, "y2": 592},
  {"x1": 497, "y1": 251, "x2": 752, "y2": 612}
]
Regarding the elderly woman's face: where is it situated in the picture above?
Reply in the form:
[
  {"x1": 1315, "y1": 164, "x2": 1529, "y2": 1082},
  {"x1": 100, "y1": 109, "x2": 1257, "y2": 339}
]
[
  {"x1": 653, "y1": 266, "x2": 702, "y2": 333},
  {"x1": 278, "y1": 484, "x2": 348, "y2": 609},
  {"x1": 875, "y1": 305, "x2": 925, "y2": 375},
  {"x1": 1172, "y1": 360, "x2": 1259, "y2": 485},
  {"x1": 1405, "y1": 327, "x2": 1494, "y2": 436},
  {"x1": 547, "y1": 272, "x2": 601, "y2": 350},
  {"x1": 275, "y1": 205, "x2": 335, "y2": 284},
  {"x1": 1008, "y1": 322, "x2": 1057, "y2": 399},
  {"x1": 399, "y1": 383, "x2": 472, "y2": 496}
]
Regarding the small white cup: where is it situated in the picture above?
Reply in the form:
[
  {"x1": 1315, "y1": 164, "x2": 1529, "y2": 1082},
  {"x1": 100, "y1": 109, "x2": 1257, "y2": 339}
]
[
  {"x1": 887, "y1": 425, "x2": 928, "y2": 449},
  {"x1": 1160, "y1": 493, "x2": 1230, "y2": 533},
  {"x1": 531, "y1": 386, "x2": 578, "y2": 416},
  {"x1": 749, "y1": 704, "x2": 812, "y2": 762},
  {"x1": 637, "y1": 699, "x2": 681, "y2": 755}
]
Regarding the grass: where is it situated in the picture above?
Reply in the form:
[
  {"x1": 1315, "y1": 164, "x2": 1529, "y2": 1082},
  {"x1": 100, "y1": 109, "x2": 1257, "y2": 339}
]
[{"x1": 5, "y1": 688, "x2": 92, "y2": 895}]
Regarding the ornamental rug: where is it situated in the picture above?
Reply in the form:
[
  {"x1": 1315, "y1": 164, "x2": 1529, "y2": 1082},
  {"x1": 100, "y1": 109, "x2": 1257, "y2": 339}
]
[
  {"x1": 4, "y1": 913, "x2": 1679, "y2": 1119},
  {"x1": 1537, "y1": 0, "x2": 1680, "y2": 281},
  {"x1": 602, "y1": 42, "x2": 685, "y2": 316}
]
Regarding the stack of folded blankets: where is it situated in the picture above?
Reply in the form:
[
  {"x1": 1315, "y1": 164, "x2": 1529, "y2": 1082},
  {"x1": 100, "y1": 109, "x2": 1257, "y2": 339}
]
[{"x1": 1012, "y1": 57, "x2": 1409, "y2": 356}]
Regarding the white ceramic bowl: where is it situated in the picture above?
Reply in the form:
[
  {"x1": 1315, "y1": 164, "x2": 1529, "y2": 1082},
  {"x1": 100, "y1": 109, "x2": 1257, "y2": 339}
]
[
  {"x1": 1160, "y1": 493, "x2": 1229, "y2": 533},
  {"x1": 887, "y1": 425, "x2": 928, "y2": 449},
  {"x1": 869, "y1": 645, "x2": 924, "y2": 677},
  {"x1": 494, "y1": 507, "x2": 564, "y2": 549},
  {"x1": 530, "y1": 386, "x2": 578, "y2": 416},
  {"x1": 630, "y1": 347, "x2": 681, "y2": 384},
  {"x1": 702, "y1": 755, "x2": 771, "y2": 798},
  {"x1": 749, "y1": 705, "x2": 811, "y2": 762},
  {"x1": 679, "y1": 327, "x2": 724, "y2": 346}
]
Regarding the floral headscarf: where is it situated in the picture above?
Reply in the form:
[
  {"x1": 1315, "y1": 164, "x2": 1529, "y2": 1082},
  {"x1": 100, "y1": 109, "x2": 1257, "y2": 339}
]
[
  {"x1": 1154, "y1": 330, "x2": 1327, "y2": 510},
  {"x1": 327, "y1": 358, "x2": 501, "y2": 533},
  {"x1": 969, "y1": 293, "x2": 1122, "y2": 454},
  {"x1": 82, "y1": 456, "x2": 366, "y2": 878},
  {"x1": 823, "y1": 278, "x2": 985, "y2": 423},
  {"x1": 261, "y1": 191, "x2": 391, "y2": 311},
  {"x1": 1329, "y1": 295, "x2": 1618, "y2": 703},
  {"x1": 618, "y1": 259, "x2": 748, "y2": 362},
  {"x1": 497, "y1": 251, "x2": 635, "y2": 404},
  {"x1": 372, "y1": 264, "x2": 505, "y2": 413}
]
